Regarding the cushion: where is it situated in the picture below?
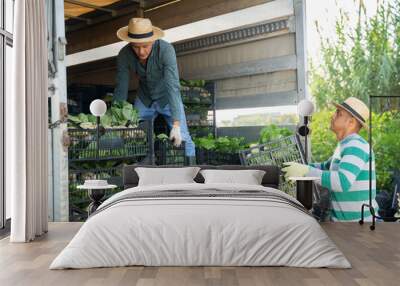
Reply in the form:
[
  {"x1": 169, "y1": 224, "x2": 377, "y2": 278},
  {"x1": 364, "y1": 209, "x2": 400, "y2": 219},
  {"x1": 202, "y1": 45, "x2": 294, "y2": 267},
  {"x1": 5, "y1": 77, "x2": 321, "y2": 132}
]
[
  {"x1": 123, "y1": 165, "x2": 280, "y2": 189},
  {"x1": 135, "y1": 167, "x2": 201, "y2": 186},
  {"x1": 200, "y1": 169, "x2": 266, "y2": 185}
]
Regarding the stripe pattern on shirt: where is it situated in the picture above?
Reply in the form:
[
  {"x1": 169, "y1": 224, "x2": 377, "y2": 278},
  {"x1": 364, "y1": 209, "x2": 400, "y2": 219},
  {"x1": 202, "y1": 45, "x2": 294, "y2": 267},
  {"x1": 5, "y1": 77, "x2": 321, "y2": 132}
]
[{"x1": 308, "y1": 133, "x2": 377, "y2": 221}]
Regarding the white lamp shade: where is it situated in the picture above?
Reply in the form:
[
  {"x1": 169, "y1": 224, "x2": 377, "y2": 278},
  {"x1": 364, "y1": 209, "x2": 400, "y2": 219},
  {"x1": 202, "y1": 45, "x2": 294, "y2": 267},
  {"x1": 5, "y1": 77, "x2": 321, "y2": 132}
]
[
  {"x1": 297, "y1": 99, "x2": 315, "y2": 116},
  {"x1": 90, "y1": 99, "x2": 107, "y2": 117}
]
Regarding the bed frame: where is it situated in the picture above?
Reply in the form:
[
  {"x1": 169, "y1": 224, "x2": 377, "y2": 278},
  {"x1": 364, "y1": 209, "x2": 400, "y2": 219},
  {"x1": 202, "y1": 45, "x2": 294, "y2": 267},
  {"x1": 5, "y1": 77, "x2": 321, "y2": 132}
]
[{"x1": 123, "y1": 165, "x2": 280, "y2": 189}]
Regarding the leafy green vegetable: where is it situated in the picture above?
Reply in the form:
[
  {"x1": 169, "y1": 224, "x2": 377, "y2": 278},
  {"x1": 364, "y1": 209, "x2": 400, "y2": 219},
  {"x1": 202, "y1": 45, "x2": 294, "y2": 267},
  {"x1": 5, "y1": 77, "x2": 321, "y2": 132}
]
[
  {"x1": 87, "y1": 115, "x2": 97, "y2": 124},
  {"x1": 100, "y1": 114, "x2": 112, "y2": 128},
  {"x1": 180, "y1": 79, "x2": 206, "y2": 88},
  {"x1": 259, "y1": 125, "x2": 293, "y2": 143},
  {"x1": 68, "y1": 100, "x2": 139, "y2": 128},
  {"x1": 193, "y1": 134, "x2": 247, "y2": 153},
  {"x1": 78, "y1": 113, "x2": 89, "y2": 123},
  {"x1": 157, "y1": 133, "x2": 169, "y2": 141},
  {"x1": 79, "y1": 122, "x2": 96, "y2": 129},
  {"x1": 69, "y1": 114, "x2": 81, "y2": 124},
  {"x1": 193, "y1": 134, "x2": 215, "y2": 150}
]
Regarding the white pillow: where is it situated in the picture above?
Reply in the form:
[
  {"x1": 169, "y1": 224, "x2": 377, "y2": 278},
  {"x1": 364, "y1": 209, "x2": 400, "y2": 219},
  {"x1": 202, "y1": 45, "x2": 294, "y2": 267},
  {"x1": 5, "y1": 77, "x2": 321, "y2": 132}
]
[
  {"x1": 135, "y1": 167, "x2": 201, "y2": 186},
  {"x1": 200, "y1": 169, "x2": 266, "y2": 185}
]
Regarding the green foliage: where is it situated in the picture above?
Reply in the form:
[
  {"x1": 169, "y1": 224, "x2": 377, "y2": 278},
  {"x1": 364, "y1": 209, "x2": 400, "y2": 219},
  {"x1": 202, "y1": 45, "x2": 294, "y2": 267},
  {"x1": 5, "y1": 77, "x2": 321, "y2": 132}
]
[
  {"x1": 259, "y1": 124, "x2": 293, "y2": 144},
  {"x1": 193, "y1": 134, "x2": 215, "y2": 150},
  {"x1": 68, "y1": 101, "x2": 146, "y2": 162},
  {"x1": 370, "y1": 112, "x2": 400, "y2": 191},
  {"x1": 310, "y1": 1, "x2": 400, "y2": 192},
  {"x1": 215, "y1": 136, "x2": 246, "y2": 153},
  {"x1": 68, "y1": 100, "x2": 139, "y2": 129},
  {"x1": 156, "y1": 133, "x2": 169, "y2": 141},
  {"x1": 310, "y1": 111, "x2": 337, "y2": 162},
  {"x1": 69, "y1": 114, "x2": 96, "y2": 128},
  {"x1": 310, "y1": 1, "x2": 400, "y2": 107},
  {"x1": 180, "y1": 79, "x2": 206, "y2": 88},
  {"x1": 193, "y1": 134, "x2": 247, "y2": 153}
]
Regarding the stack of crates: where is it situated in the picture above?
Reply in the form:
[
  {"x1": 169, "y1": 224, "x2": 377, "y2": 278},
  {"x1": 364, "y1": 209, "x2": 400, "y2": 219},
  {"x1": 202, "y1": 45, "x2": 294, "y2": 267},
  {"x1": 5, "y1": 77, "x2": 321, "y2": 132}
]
[
  {"x1": 153, "y1": 115, "x2": 186, "y2": 166},
  {"x1": 68, "y1": 126, "x2": 149, "y2": 162},
  {"x1": 155, "y1": 140, "x2": 186, "y2": 166},
  {"x1": 195, "y1": 149, "x2": 241, "y2": 166},
  {"x1": 68, "y1": 120, "x2": 154, "y2": 221}
]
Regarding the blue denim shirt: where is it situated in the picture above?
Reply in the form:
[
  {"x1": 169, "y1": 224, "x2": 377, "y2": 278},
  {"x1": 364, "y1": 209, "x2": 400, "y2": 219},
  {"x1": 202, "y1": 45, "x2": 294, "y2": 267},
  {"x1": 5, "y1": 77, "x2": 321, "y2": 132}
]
[{"x1": 113, "y1": 39, "x2": 182, "y2": 121}]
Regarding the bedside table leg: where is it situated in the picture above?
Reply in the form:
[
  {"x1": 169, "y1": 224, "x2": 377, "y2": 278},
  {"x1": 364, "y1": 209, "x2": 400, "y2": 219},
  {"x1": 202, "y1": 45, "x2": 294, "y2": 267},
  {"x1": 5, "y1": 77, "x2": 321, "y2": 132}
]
[{"x1": 296, "y1": 180, "x2": 313, "y2": 210}]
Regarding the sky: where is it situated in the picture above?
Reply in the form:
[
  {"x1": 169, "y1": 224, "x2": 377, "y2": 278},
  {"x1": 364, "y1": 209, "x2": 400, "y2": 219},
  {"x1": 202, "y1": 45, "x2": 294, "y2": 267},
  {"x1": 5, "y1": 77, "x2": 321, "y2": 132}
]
[{"x1": 306, "y1": 0, "x2": 379, "y2": 63}]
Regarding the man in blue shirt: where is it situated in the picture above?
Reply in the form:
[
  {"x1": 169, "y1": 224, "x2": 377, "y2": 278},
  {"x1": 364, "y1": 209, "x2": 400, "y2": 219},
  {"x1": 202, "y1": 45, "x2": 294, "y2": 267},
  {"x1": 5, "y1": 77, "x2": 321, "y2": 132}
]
[{"x1": 114, "y1": 17, "x2": 196, "y2": 163}]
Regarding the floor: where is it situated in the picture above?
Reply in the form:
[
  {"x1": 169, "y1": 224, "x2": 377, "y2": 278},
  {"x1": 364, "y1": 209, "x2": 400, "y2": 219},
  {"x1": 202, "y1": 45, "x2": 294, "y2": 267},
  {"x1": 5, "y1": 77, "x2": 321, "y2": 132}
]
[{"x1": 0, "y1": 222, "x2": 399, "y2": 286}]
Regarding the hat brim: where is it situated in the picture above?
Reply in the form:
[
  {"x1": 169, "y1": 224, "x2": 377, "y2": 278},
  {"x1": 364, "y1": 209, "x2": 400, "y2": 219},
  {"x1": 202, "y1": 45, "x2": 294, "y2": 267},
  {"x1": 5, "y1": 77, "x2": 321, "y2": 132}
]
[
  {"x1": 116, "y1": 26, "x2": 164, "y2": 43},
  {"x1": 333, "y1": 102, "x2": 369, "y2": 130}
]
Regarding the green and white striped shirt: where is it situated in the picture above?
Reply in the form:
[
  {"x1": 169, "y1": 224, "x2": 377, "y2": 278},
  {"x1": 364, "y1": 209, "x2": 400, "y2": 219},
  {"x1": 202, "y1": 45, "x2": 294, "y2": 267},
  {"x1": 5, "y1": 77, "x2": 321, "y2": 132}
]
[{"x1": 308, "y1": 133, "x2": 377, "y2": 221}]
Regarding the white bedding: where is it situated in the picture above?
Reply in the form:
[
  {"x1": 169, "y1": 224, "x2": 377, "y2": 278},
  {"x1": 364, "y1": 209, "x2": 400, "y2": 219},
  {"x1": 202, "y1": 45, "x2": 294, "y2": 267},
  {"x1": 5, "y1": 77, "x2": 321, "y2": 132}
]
[{"x1": 50, "y1": 183, "x2": 351, "y2": 269}]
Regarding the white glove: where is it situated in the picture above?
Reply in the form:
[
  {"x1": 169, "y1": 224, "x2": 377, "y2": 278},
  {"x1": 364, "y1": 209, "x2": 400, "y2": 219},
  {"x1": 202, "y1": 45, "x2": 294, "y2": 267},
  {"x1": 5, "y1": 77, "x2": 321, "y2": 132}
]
[
  {"x1": 281, "y1": 162, "x2": 310, "y2": 180},
  {"x1": 169, "y1": 126, "x2": 182, "y2": 147}
]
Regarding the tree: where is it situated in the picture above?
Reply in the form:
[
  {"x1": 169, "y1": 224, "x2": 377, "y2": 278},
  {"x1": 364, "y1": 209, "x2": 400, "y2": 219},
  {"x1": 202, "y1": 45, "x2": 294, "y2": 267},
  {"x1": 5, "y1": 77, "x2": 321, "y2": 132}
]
[
  {"x1": 310, "y1": 0, "x2": 400, "y2": 108},
  {"x1": 309, "y1": 1, "x2": 400, "y2": 193}
]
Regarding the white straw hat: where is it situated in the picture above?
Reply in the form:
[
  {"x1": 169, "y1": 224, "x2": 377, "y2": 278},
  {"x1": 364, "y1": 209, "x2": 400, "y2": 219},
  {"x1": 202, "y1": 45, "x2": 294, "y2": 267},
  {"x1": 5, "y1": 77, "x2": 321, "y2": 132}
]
[
  {"x1": 116, "y1": 17, "x2": 164, "y2": 43},
  {"x1": 333, "y1": 97, "x2": 369, "y2": 129}
]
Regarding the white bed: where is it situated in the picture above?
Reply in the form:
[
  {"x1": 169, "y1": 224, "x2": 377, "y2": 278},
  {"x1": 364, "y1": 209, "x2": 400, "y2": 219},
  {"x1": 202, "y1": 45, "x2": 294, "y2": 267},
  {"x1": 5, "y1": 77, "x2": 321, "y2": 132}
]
[{"x1": 50, "y1": 183, "x2": 351, "y2": 269}]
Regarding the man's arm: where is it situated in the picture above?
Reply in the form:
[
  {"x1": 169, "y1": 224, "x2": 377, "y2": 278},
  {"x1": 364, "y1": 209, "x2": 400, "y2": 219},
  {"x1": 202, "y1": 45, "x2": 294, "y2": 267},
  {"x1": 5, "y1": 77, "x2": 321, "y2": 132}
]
[
  {"x1": 162, "y1": 44, "x2": 182, "y2": 125},
  {"x1": 113, "y1": 49, "x2": 130, "y2": 102},
  {"x1": 309, "y1": 157, "x2": 332, "y2": 170},
  {"x1": 307, "y1": 142, "x2": 369, "y2": 192}
]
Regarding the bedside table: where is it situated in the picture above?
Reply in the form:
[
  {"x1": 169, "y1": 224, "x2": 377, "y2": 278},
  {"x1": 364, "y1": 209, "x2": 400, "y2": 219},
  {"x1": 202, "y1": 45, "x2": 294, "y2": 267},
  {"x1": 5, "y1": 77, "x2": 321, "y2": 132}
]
[
  {"x1": 77, "y1": 184, "x2": 117, "y2": 215},
  {"x1": 288, "y1": 177, "x2": 319, "y2": 210}
]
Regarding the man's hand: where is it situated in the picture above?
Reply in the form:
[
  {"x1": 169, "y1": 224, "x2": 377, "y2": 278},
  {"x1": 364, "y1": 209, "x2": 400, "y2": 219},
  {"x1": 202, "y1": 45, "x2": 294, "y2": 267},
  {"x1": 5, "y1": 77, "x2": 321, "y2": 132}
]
[
  {"x1": 282, "y1": 162, "x2": 310, "y2": 180},
  {"x1": 169, "y1": 125, "x2": 182, "y2": 147}
]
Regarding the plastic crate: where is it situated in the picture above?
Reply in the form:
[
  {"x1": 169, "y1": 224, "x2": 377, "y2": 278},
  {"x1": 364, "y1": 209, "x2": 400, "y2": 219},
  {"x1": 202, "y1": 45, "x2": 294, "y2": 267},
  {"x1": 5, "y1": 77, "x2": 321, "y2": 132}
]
[
  {"x1": 181, "y1": 86, "x2": 212, "y2": 105},
  {"x1": 68, "y1": 121, "x2": 152, "y2": 162},
  {"x1": 68, "y1": 166, "x2": 124, "y2": 221},
  {"x1": 239, "y1": 135, "x2": 305, "y2": 196},
  {"x1": 155, "y1": 139, "x2": 186, "y2": 166},
  {"x1": 196, "y1": 148, "x2": 241, "y2": 165}
]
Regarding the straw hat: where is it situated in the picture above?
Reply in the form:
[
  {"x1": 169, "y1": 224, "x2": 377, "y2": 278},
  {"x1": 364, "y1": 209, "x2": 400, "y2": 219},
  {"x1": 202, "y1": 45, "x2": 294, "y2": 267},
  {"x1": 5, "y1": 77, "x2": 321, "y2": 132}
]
[
  {"x1": 333, "y1": 97, "x2": 369, "y2": 129},
  {"x1": 116, "y1": 18, "x2": 164, "y2": 43}
]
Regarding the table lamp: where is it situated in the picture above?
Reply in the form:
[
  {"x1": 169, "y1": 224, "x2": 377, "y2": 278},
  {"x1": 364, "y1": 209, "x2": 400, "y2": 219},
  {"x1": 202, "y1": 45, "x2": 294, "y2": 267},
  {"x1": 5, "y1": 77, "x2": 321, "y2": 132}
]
[
  {"x1": 89, "y1": 99, "x2": 107, "y2": 178},
  {"x1": 297, "y1": 99, "x2": 315, "y2": 163}
]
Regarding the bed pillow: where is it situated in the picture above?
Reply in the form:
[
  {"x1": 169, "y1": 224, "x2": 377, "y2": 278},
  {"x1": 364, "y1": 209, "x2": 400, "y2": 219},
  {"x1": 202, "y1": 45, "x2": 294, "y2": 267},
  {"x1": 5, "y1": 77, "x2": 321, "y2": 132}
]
[
  {"x1": 135, "y1": 167, "x2": 201, "y2": 186},
  {"x1": 200, "y1": 169, "x2": 266, "y2": 185}
]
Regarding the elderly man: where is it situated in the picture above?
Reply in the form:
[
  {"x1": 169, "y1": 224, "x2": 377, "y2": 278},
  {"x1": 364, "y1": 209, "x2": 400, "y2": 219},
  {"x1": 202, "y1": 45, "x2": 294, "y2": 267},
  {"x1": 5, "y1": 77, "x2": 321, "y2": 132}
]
[
  {"x1": 283, "y1": 97, "x2": 377, "y2": 221},
  {"x1": 113, "y1": 17, "x2": 196, "y2": 164}
]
